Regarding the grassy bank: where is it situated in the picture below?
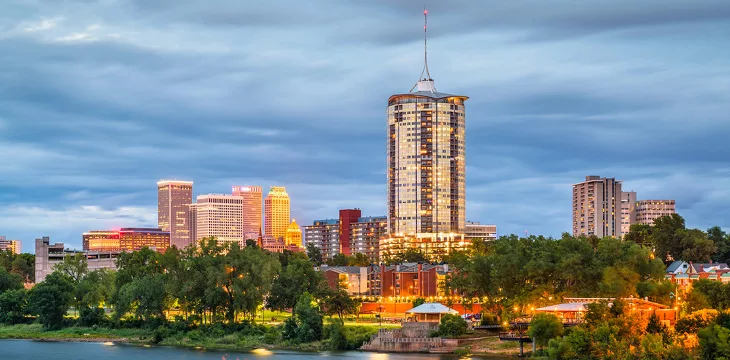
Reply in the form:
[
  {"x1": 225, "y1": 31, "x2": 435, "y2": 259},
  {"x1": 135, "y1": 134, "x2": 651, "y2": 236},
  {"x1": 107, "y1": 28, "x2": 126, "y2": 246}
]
[{"x1": 0, "y1": 322, "x2": 384, "y2": 352}]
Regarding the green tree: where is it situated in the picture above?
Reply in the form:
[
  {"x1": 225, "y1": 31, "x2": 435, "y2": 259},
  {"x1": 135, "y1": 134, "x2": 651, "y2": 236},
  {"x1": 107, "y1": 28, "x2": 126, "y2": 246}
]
[
  {"x1": 699, "y1": 324, "x2": 730, "y2": 360},
  {"x1": 11, "y1": 253, "x2": 34, "y2": 283},
  {"x1": 0, "y1": 289, "x2": 28, "y2": 324},
  {"x1": 645, "y1": 313, "x2": 664, "y2": 334},
  {"x1": 528, "y1": 313, "x2": 564, "y2": 348},
  {"x1": 287, "y1": 292, "x2": 323, "y2": 343},
  {"x1": 0, "y1": 267, "x2": 23, "y2": 294},
  {"x1": 268, "y1": 257, "x2": 324, "y2": 311},
  {"x1": 412, "y1": 297, "x2": 426, "y2": 308},
  {"x1": 348, "y1": 253, "x2": 370, "y2": 266},
  {"x1": 28, "y1": 272, "x2": 74, "y2": 329},
  {"x1": 709, "y1": 226, "x2": 730, "y2": 263},
  {"x1": 323, "y1": 288, "x2": 360, "y2": 320},
  {"x1": 435, "y1": 313, "x2": 468, "y2": 338},
  {"x1": 327, "y1": 253, "x2": 349, "y2": 266},
  {"x1": 306, "y1": 243, "x2": 323, "y2": 266}
]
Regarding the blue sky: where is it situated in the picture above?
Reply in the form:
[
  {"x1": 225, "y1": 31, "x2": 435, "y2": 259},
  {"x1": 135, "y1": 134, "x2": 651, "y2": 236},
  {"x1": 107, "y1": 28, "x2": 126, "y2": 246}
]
[{"x1": 1, "y1": 0, "x2": 729, "y2": 251}]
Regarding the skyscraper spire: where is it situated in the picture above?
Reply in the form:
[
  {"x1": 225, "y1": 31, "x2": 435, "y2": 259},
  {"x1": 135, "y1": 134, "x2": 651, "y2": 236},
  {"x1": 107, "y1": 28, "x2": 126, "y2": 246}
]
[{"x1": 411, "y1": 7, "x2": 437, "y2": 93}]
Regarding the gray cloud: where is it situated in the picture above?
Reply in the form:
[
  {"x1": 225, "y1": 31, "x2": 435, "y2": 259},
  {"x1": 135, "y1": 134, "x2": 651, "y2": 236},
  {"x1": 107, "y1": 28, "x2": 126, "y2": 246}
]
[{"x1": 1, "y1": 0, "x2": 729, "y2": 249}]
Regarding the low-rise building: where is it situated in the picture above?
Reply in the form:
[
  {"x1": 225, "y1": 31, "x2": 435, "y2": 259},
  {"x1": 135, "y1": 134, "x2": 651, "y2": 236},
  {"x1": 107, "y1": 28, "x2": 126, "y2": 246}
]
[
  {"x1": 319, "y1": 266, "x2": 369, "y2": 295},
  {"x1": 82, "y1": 228, "x2": 170, "y2": 253},
  {"x1": 35, "y1": 237, "x2": 118, "y2": 283},
  {"x1": 665, "y1": 260, "x2": 730, "y2": 293},
  {"x1": 366, "y1": 263, "x2": 450, "y2": 298}
]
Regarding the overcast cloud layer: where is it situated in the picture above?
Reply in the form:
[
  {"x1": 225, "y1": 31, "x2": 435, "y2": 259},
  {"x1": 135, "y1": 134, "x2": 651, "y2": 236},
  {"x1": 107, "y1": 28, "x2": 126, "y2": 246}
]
[{"x1": 1, "y1": 0, "x2": 729, "y2": 251}]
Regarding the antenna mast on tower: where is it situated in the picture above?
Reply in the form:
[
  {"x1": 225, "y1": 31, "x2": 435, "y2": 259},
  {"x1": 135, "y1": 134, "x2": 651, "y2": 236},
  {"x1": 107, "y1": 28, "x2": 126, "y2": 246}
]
[{"x1": 410, "y1": 6, "x2": 436, "y2": 93}]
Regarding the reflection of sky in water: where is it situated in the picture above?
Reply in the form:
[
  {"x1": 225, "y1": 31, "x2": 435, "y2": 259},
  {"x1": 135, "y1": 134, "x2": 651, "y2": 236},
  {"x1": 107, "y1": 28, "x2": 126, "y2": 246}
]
[{"x1": 1, "y1": 340, "x2": 510, "y2": 359}]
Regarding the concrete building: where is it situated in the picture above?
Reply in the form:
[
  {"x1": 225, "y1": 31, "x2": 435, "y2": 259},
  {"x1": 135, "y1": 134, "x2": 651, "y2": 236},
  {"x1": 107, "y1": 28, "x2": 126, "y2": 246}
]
[
  {"x1": 194, "y1": 194, "x2": 244, "y2": 247},
  {"x1": 82, "y1": 228, "x2": 170, "y2": 253},
  {"x1": 0, "y1": 236, "x2": 21, "y2": 254},
  {"x1": 464, "y1": 222, "x2": 497, "y2": 242},
  {"x1": 620, "y1": 191, "x2": 637, "y2": 236},
  {"x1": 304, "y1": 219, "x2": 340, "y2": 259},
  {"x1": 35, "y1": 237, "x2": 118, "y2": 283},
  {"x1": 264, "y1": 186, "x2": 290, "y2": 240},
  {"x1": 351, "y1": 216, "x2": 388, "y2": 263},
  {"x1": 319, "y1": 266, "x2": 369, "y2": 295},
  {"x1": 339, "y1": 209, "x2": 361, "y2": 256},
  {"x1": 285, "y1": 219, "x2": 303, "y2": 248},
  {"x1": 572, "y1": 176, "x2": 622, "y2": 238},
  {"x1": 157, "y1": 180, "x2": 193, "y2": 249},
  {"x1": 635, "y1": 200, "x2": 676, "y2": 226},
  {"x1": 233, "y1": 186, "x2": 263, "y2": 240}
]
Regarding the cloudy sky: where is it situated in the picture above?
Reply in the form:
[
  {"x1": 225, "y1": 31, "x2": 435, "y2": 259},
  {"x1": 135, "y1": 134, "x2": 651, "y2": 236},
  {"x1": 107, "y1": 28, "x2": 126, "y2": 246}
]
[{"x1": 1, "y1": 0, "x2": 729, "y2": 251}]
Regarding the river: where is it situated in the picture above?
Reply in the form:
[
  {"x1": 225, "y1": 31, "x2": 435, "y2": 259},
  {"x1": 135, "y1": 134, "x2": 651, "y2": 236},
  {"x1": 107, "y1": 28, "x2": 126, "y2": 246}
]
[{"x1": 0, "y1": 340, "x2": 511, "y2": 359}]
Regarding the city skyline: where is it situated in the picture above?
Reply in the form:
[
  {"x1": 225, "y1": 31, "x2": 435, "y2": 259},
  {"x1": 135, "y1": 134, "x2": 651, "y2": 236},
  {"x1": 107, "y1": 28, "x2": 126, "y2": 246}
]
[{"x1": 2, "y1": 1, "x2": 729, "y2": 250}]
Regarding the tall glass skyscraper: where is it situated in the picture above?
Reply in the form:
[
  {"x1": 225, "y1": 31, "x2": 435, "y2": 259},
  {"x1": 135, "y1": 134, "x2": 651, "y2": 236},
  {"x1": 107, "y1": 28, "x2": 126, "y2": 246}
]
[{"x1": 157, "y1": 180, "x2": 193, "y2": 249}]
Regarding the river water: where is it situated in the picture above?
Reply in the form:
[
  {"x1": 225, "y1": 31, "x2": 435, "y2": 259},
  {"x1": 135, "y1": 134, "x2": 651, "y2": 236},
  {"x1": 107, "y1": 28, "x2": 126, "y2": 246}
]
[{"x1": 0, "y1": 340, "x2": 511, "y2": 359}]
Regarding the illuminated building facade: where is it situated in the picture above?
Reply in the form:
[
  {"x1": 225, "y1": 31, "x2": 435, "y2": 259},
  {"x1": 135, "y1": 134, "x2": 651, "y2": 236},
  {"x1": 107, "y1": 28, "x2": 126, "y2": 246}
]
[
  {"x1": 232, "y1": 185, "x2": 263, "y2": 240},
  {"x1": 304, "y1": 219, "x2": 340, "y2": 259},
  {"x1": 380, "y1": 233, "x2": 467, "y2": 262},
  {"x1": 83, "y1": 228, "x2": 170, "y2": 252},
  {"x1": 635, "y1": 200, "x2": 676, "y2": 226},
  {"x1": 620, "y1": 191, "x2": 637, "y2": 236},
  {"x1": 264, "y1": 186, "x2": 290, "y2": 240},
  {"x1": 384, "y1": 13, "x2": 468, "y2": 261},
  {"x1": 0, "y1": 236, "x2": 21, "y2": 254},
  {"x1": 285, "y1": 219, "x2": 303, "y2": 248},
  {"x1": 350, "y1": 216, "x2": 387, "y2": 263},
  {"x1": 194, "y1": 194, "x2": 244, "y2": 246},
  {"x1": 157, "y1": 180, "x2": 193, "y2": 249},
  {"x1": 464, "y1": 222, "x2": 497, "y2": 242},
  {"x1": 572, "y1": 176, "x2": 622, "y2": 238},
  {"x1": 35, "y1": 237, "x2": 118, "y2": 283}
]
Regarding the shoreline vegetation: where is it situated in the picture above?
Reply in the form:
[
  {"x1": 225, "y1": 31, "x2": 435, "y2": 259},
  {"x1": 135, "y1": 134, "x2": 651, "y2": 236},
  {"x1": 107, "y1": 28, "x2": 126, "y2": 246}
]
[{"x1": 0, "y1": 323, "x2": 521, "y2": 356}]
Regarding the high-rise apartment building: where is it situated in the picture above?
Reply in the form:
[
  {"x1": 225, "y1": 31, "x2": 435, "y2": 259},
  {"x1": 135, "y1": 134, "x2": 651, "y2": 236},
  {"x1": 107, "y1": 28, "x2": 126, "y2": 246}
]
[
  {"x1": 264, "y1": 186, "x2": 290, "y2": 240},
  {"x1": 157, "y1": 180, "x2": 193, "y2": 249},
  {"x1": 194, "y1": 194, "x2": 244, "y2": 247},
  {"x1": 0, "y1": 236, "x2": 21, "y2": 254},
  {"x1": 232, "y1": 186, "x2": 263, "y2": 240},
  {"x1": 83, "y1": 228, "x2": 170, "y2": 253},
  {"x1": 572, "y1": 176, "x2": 622, "y2": 238},
  {"x1": 304, "y1": 219, "x2": 340, "y2": 259},
  {"x1": 383, "y1": 12, "x2": 469, "y2": 261},
  {"x1": 464, "y1": 222, "x2": 497, "y2": 242},
  {"x1": 350, "y1": 216, "x2": 388, "y2": 263},
  {"x1": 635, "y1": 200, "x2": 676, "y2": 226},
  {"x1": 620, "y1": 191, "x2": 637, "y2": 235},
  {"x1": 285, "y1": 219, "x2": 303, "y2": 248},
  {"x1": 339, "y1": 209, "x2": 361, "y2": 256}
]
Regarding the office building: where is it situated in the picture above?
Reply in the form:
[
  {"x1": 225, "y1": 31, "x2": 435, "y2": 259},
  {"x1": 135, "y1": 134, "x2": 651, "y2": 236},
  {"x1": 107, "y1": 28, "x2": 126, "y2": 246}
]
[
  {"x1": 572, "y1": 176, "x2": 622, "y2": 238},
  {"x1": 620, "y1": 191, "x2": 638, "y2": 235},
  {"x1": 264, "y1": 186, "x2": 290, "y2": 240},
  {"x1": 233, "y1": 186, "x2": 263, "y2": 240},
  {"x1": 0, "y1": 237, "x2": 21, "y2": 254},
  {"x1": 285, "y1": 219, "x2": 303, "y2": 248},
  {"x1": 194, "y1": 194, "x2": 244, "y2": 247},
  {"x1": 157, "y1": 180, "x2": 193, "y2": 249},
  {"x1": 304, "y1": 219, "x2": 340, "y2": 259},
  {"x1": 464, "y1": 222, "x2": 497, "y2": 242},
  {"x1": 35, "y1": 237, "x2": 118, "y2": 283},
  {"x1": 635, "y1": 200, "x2": 676, "y2": 226},
  {"x1": 82, "y1": 228, "x2": 170, "y2": 253},
  {"x1": 339, "y1": 209, "x2": 361, "y2": 256},
  {"x1": 351, "y1": 216, "x2": 387, "y2": 263}
]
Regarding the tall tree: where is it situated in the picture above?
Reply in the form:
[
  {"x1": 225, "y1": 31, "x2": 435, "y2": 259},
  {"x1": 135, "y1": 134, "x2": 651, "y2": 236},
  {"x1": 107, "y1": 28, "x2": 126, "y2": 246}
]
[
  {"x1": 709, "y1": 226, "x2": 730, "y2": 263},
  {"x1": 306, "y1": 243, "x2": 323, "y2": 266},
  {"x1": 28, "y1": 272, "x2": 74, "y2": 329}
]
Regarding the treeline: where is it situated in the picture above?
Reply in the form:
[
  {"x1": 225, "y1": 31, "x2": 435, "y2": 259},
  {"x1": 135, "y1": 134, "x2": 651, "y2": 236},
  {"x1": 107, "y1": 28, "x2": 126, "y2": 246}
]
[
  {"x1": 0, "y1": 250, "x2": 34, "y2": 283},
  {"x1": 0, "y1": 238, "x2": 364, "y2": 349}
]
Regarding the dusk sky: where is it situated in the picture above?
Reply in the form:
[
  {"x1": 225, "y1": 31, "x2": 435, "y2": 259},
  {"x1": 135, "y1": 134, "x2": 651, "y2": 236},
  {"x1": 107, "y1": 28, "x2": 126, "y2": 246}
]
[{"x1": 2, "y1": 0, "x2": 729, "y2": 251}]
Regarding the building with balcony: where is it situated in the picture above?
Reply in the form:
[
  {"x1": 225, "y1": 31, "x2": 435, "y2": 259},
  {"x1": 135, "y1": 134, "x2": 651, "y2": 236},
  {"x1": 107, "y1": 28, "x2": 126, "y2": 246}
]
[
  {"x1": 572, "y1": 176, "x2": 622, "y2": 238},
  {"x1": 464, "y1": 222, "x2": 497, "y2": 242},
  {"x1": 0, "y1": 236, "x2": 21, "y2": 254},
  {"x1": 35, "y1": 237, "x2": 118, "y2": 283}
]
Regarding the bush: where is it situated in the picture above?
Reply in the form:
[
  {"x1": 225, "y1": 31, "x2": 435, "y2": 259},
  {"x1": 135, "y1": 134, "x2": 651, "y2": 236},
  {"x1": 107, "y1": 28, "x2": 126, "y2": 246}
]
[
  {"x1": 326, "y1": 320, "x2": 348, "y2": 350},
  {"x1": 263, "y1": 326, "x2": 282, "y2": 344},
  {"x1": 435, "y1": 314, "x2": 468, "y2": 338},
  {"x1": 0, "y1": 289, "x2": 28, "y2": 324},
  {"x1": 480, "y1": 312, "x2": 499, "y2": 326},
  {"x1": 78, "y1": 307, "x2": 106, "y2": 327},
  {"x1": 528, "y1": 314, "x2": 564, "y2": 348},
  {"x1": 152, "y1": 326, "x2": 169, "y2": 344}
]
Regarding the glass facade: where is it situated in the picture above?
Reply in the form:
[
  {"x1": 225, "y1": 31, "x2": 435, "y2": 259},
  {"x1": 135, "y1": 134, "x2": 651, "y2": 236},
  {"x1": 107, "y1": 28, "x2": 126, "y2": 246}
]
[{"x1": 83, "y1": 228, "x2": 170, "y2": 252}]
